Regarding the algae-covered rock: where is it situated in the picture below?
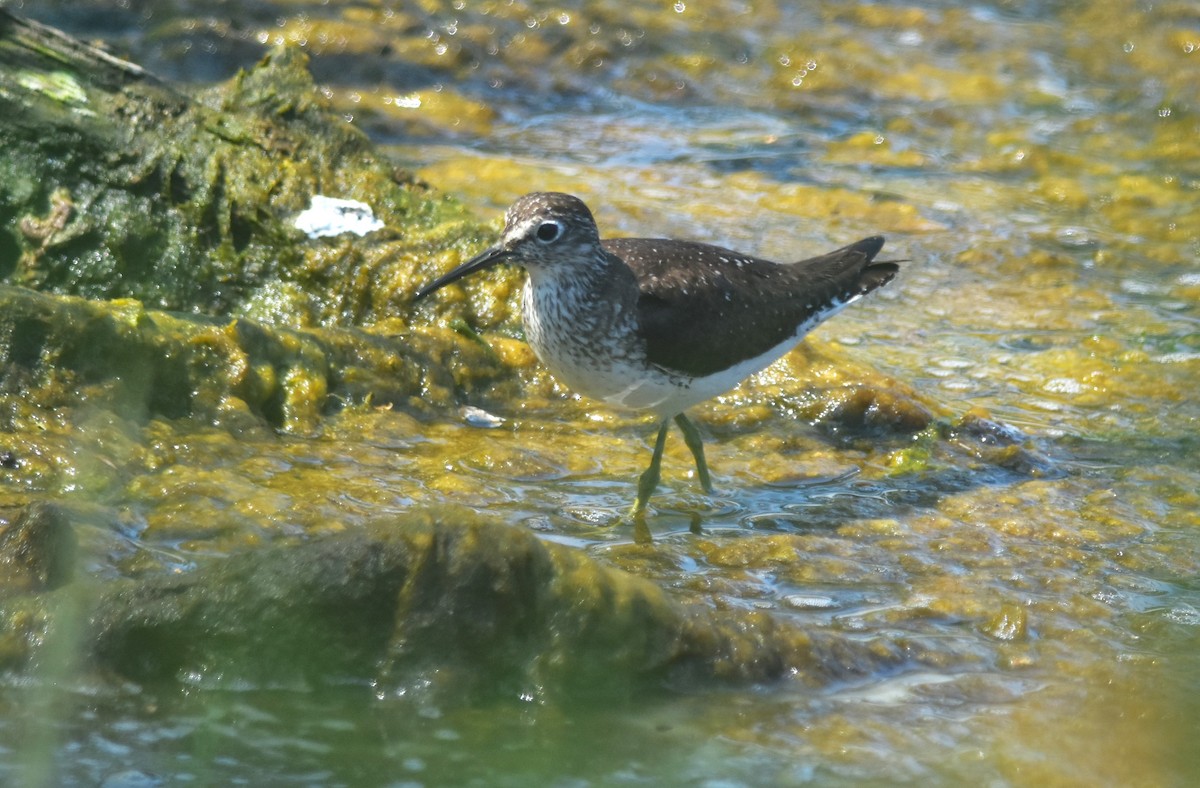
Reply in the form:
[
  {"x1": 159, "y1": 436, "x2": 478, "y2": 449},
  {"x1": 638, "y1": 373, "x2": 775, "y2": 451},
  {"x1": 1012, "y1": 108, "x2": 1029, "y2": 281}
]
[
  {"x1": 78, "y1": 513, "x2": 914, "y2": 698},
  {"x1": 0, "y1": 10, "x2": 516, "y2": 330},
  {"x1": 0, "y1": 284, "x2": 510, "y2": 433},
  {"x1": 0, "y1": 501, "x2": 76, "y2": 594}
]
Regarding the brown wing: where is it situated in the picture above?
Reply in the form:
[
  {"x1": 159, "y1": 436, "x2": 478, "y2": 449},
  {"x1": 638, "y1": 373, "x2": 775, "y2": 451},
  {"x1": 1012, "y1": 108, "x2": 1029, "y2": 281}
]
[{"x1": 601, "y1": 236, "x2": 896, "y2": 378}]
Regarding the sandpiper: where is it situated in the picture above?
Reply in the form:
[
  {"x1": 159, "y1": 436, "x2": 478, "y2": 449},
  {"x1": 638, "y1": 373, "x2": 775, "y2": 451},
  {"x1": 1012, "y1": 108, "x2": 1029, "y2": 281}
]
[{"x1": 414, "y1": 192, "x2": 898, "y2": 514}]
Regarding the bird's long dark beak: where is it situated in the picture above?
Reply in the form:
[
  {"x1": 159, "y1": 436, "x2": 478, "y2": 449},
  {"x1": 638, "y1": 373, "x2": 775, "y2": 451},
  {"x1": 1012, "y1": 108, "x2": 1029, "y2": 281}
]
[{"x1": 412, "y1": 245, "x2": 511, "y2": 301}]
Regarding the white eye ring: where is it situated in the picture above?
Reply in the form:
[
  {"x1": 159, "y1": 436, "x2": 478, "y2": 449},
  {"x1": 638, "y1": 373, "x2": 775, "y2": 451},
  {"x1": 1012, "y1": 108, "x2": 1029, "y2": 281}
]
[{"x1": 535, "y1": 221, "x2": 563, "y2": 243}]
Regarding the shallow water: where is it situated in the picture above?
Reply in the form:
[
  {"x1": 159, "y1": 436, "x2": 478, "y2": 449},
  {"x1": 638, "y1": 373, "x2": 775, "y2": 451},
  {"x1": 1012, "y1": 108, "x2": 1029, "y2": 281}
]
[{"x1": 4, "y1": 0, "x2": 1200, "y2": 785}]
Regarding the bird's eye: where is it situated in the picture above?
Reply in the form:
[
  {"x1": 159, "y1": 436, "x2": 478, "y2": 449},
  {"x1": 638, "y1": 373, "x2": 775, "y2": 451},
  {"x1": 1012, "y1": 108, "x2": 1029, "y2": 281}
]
[{"x1": 535, "y1": 221, "x2": 562, "y2": 243}]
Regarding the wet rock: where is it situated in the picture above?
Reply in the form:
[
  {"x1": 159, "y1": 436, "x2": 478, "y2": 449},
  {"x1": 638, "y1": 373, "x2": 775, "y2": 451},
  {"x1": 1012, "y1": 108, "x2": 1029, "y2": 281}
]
[
  {"x1": 0, "y1": 501, "x2": 77, "y2": 593},
  {"x1": 0, "y1": 285, "x2": 509, "y2": 431},
  {"x1": 0, "y1": 12, "x2": 491, "y2": 326},
  {"x1": 811, "y1": 383, "x2": 935, "y2": 437},
  {"x1": 949, "y1": 408, "x2": 1057, "y2": 477},
  {"x1": 980, "y1": 604, "x2": 1029, "y2": 642},
  {"x1": 83, "y1": 515, "x2": 916, "y2": 700}
]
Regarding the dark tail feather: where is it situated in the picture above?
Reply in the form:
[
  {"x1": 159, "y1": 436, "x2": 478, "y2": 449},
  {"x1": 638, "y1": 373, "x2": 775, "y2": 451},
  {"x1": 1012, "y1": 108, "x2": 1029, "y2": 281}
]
[
  {"x1": 848, "y1": 235, "x2": 886, "y2": 259},
  {"x1": 858, "y1": 260, "x2": 900, "y2": 294},
  {"x1": 846, "y1": 236, "x2": 899, "y2": 295},
  {"x1": 792, "y1": 235, "x2": 900, "y2": 298}
]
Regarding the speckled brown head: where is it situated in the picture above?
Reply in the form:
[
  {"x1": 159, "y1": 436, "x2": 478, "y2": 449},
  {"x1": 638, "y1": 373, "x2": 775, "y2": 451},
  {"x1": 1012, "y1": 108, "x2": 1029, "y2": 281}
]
[{"x1": 412, "y1": 192, "x2": 606, "y2": 299}]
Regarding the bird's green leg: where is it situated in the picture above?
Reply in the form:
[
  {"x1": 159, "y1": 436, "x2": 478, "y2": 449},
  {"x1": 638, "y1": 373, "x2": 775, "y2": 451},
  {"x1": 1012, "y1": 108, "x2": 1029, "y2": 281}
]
[
  {"x1": 632, "y1": 419, "x2": 671, "y2": 514},
  {"x1": 674, "y1": 413, "x2": 713, "y2": 493}
]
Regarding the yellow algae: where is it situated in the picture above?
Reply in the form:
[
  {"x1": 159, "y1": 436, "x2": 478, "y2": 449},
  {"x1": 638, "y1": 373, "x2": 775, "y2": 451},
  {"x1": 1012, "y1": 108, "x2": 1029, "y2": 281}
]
[
  {"x1": 724, "y1": 172, "x2": 945, "y2": 233},
  {"x1": 1165, "y1": 28, "x2": 1200, "y2": 53},
  {"x1": 840, "y1": 4, "x2": 930, "y2": 29},
  {"x1": 877, "y1": 61, "x2": 1007, "y2": 104},
  {"x1": 1033, "y1": 176, "x2": 1091, "y2": 210},
  {"x1": 261, "y1": 17, "x2": 393, "y2": 56},
  {"x1": 825, "y1": 130, "x2": 929, "y2": 168},
  {"x1": 415, "y1": 154, "x2": 589, "y2": 210},
  {"x1": 330, "y1": 85, "x2": 496, "y2": 138}
]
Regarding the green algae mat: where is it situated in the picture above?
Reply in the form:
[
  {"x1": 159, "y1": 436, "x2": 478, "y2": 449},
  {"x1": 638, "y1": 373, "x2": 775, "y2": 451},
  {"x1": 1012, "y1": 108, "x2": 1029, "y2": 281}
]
[{"x1": 2, "y1": 2, "x2": 1199, "y2": 785}]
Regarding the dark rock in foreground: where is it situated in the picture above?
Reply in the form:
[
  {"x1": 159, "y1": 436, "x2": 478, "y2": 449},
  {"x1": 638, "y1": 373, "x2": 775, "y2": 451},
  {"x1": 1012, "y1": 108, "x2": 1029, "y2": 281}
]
[{"x1": 81, "y1": 514, "x2": 912, "y2": 700}]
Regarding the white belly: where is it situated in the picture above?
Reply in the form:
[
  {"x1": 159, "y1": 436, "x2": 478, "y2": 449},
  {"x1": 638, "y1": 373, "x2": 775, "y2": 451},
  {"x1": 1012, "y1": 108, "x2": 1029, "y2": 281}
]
[{"x1": 522, "y1": 277, "x2": 685, "y2": 414}]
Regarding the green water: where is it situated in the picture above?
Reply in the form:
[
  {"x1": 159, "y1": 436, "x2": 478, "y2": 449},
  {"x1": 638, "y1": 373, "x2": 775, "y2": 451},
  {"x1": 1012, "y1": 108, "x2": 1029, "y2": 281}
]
[{"x1": 3, "y1": 0, "x2": 1199, "y2": 785}]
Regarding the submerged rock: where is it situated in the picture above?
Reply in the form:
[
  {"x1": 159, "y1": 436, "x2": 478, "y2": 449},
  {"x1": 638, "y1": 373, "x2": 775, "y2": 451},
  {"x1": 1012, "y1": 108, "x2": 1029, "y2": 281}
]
[
  {"x1": 0, "y1": 501, "x2": 77, "y2": 593},
  {"x1": 82, "y1": 514, "x2": 914, "y2": 699}
]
